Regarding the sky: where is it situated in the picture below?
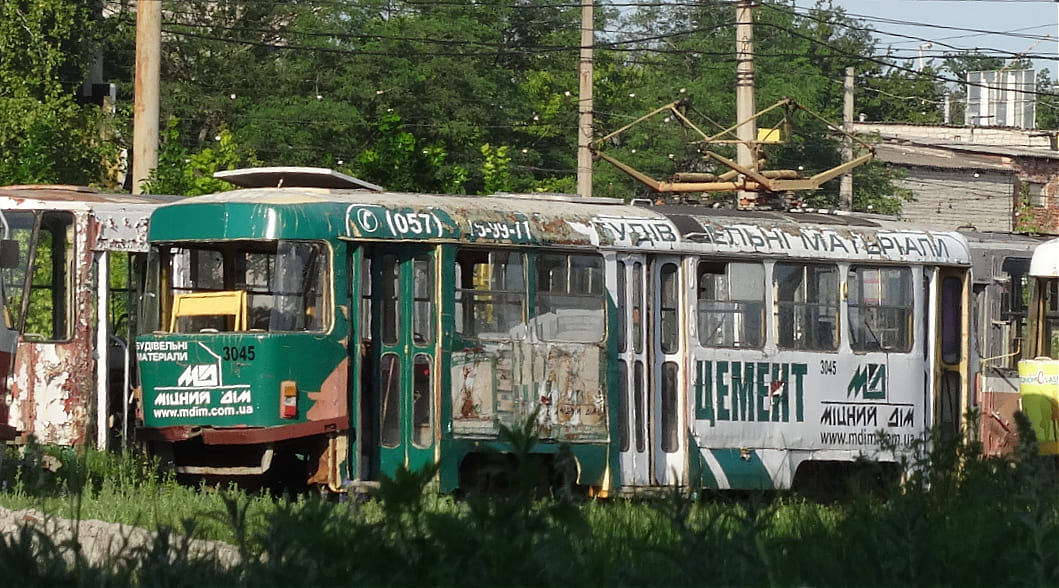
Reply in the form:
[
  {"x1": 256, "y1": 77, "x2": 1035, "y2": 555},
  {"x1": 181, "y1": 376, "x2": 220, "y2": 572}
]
[{"x1": 793, "y1": 0, "x2": 1059, "y2": 77}]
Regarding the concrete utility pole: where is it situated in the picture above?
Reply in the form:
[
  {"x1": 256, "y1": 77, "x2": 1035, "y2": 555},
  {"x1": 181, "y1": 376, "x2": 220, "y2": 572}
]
[
  {"x1": 840, "y1": 66, "x2": 854, "y2": 211},
  {"x1": 735, "y1": 0, "x2": 756, "y2": 206},
  {"x1": 576, "y1": 0, "x2": 594, "y2": 198},
  {"x1": 132, "y1": 0, "x2": 161, "y2": 194}
]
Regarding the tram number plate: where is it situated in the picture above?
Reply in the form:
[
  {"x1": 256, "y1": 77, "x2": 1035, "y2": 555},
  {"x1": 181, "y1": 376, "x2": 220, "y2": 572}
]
[{"x1": 223, "y1": 346, "x2": 256, "y2": 361}]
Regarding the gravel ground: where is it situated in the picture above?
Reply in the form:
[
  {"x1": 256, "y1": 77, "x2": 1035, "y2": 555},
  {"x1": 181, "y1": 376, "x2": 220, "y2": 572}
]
[{"x1": 0, "y1": 506, "x2": 242, "y2": 569}]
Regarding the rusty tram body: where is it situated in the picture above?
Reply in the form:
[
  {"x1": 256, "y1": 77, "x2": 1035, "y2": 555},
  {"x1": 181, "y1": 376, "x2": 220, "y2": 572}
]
[{"x1": 0, "y1": 185, "x2": 172, "y2": 448}]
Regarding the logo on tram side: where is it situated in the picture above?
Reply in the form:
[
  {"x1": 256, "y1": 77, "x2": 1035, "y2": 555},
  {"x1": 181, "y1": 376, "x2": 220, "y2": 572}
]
[{"x1": 847, "y1": 363, "x2": 886, "y2": 400}]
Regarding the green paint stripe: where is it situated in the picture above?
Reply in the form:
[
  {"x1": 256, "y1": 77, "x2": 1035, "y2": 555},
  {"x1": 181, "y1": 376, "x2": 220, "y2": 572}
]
[{"x1": 709, "y1": 448, "x2": 773, "y2": 490}]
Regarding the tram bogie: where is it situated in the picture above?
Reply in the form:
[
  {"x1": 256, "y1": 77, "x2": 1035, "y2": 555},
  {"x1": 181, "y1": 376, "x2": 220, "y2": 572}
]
[{"x1": 134, "y1": 167, "x2": 979, "y2": 495}]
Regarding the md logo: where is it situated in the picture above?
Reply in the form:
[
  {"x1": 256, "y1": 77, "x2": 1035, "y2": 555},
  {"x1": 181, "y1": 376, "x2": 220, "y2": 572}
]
[
  {"x1": 178, "y1": 364, "x2": 219, "y2": 387},
  {"x1": 847, "y1": 363, "x2": 886, "y2": 400}
]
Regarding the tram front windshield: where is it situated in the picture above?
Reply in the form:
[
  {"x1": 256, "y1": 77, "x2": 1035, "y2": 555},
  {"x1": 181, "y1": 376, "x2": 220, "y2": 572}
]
[{"x1": 142, "y1": 240, "x2": 328, "y2": 333}]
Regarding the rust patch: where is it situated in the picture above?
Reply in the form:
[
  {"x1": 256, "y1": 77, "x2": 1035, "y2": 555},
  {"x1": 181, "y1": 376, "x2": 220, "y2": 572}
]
[{"x1": 306, "y1": 358, "x2": 349, "y2": 421}]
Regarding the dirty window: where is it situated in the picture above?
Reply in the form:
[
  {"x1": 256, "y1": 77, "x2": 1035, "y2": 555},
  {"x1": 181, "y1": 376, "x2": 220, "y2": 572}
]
[
  {"x1": 412, "y1": 353, "x2": 433, "y2": 448},
  {"x1": 848, "y1": 266, "x2": 913, "y2": 352},
  {"x1": 659, "y1": 262, "x2": 679, "y2": 353},
  {"x1": 535, "y1": 253, "x2": 604, "y2": 342},
  {"x1": 149, "y1": 240, "x2": 329, "y2": 333},
  {"x1": 380, "y1": 353, "x2": 400, "y2": 449},
  {"x1": 697, "y1": 261, "x2": 764, "y2": 349},
  {"x1": 2, "y1": 211, "x2": 74, "y2": 341},
  {"x1": 774, "y1": 263, "x2": 839, "y2": 351},
  {"x1": 455, "y1": 249, "x2": 526, "y2": 339}
]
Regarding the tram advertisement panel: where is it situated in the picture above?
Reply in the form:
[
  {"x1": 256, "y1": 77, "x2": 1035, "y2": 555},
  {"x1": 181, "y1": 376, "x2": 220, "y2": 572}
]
[
  {"x1": 1018, "y1": 358, "x2": 1059, "y2": 454},
  {"x1": 138, "y1": 334, "x2": 345, "y2": 428},
  {"x1": 691, "y1": 353, "x2": 921, "y2": 452}
]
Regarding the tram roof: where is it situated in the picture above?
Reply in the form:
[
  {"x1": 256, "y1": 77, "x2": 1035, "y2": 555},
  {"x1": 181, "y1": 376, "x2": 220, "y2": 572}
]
[
  {"x1": 146, "y1": 176, "x2": 971, "y2": 265},
  {"x1": 0, "y1": 185, "x2": 179, "y2": 252},
  {"x1": 1030, "y1": 237, "x2": 1059, "y2": 277}
]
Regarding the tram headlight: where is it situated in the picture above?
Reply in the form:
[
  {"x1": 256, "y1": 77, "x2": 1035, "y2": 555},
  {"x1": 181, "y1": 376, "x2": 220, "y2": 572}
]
[{"x1": 280, "y1": 380, "x2": 298, "y2": 419}]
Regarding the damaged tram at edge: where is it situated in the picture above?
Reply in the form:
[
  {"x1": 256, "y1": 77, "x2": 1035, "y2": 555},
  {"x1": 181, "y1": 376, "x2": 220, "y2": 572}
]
[
  {"x1": 133, "y1": 167, "x2": 976, "y2": 495},
  {"x1": 0, "y1": 185, "x2": 172, "y2": 449}
]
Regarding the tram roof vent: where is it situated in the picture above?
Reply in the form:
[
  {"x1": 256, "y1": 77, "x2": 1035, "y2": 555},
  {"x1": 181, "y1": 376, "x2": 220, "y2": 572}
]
[{"x1": 214, "y1": 167, "x2": 384, "y2": 192}]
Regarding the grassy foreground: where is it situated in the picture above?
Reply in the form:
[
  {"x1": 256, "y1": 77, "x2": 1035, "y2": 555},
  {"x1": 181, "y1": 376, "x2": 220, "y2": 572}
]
[{"x1": 0, "y1": 417, "x2": 1055, "y2": 587}]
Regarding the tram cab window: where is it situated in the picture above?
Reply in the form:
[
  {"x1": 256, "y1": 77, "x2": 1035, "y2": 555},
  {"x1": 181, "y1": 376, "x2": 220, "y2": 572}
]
[
  {"x1": 2, "y1": 211, "x2": 74, "y2": 341},
  {"x1": 534, "y1": 253, "x2": 605, "y2": 342},
  {"x1": 848, "y1": 266, "x2": 913, "y2": 352},
  {"x1": 696, "y1": 261, "x2": 764, "y2": 348},
  {"x1": 455, "y1": 249, "x2": 527, "y2": 339},
  {"x1": 774, "y1": 263, "x2": 839, "y2": 351},
  {"x1": 145, "y1": 240, "x2": 329, "y2": 333},
  {"x1": 1041, "y1": 279, "x2": 1059, "y2": 358}
]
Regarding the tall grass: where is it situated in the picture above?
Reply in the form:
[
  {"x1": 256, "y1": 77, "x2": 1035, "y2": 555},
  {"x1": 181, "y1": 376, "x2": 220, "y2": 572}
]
[{"x1": 0, "y1": 417, "x2": 1055, "y2": 587}]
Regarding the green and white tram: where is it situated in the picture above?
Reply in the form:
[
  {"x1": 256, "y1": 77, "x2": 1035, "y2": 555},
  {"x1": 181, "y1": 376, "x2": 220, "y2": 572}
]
[{"x1": 135, "y1": 167, "x2": 974, "y2": 494}]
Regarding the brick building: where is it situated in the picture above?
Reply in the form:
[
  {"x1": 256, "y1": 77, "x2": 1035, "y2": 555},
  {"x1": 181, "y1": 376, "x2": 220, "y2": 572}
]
[{"x1": 852, "y1": 122, "x2": 1059, "y2": 235}]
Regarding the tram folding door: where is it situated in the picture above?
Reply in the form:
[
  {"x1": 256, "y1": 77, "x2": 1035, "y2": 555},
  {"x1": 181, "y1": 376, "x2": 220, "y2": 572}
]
[
  {"x1": 616, "y1": 255, "x2": 650, "y2": 487},
  {"x1": 370, "y1": 247, "x2": 438, "y2": 479},
  {"x1": 649, "y1": 255, "x2": 687, "y2": 486}
]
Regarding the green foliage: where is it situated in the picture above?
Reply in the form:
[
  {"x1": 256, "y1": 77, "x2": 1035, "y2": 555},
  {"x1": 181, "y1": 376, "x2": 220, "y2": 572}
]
[
  {"x1": 0, "y1": 0, "x2": 117, "y2": 186},
  {"x1": 142, "y1": 118, "x2": 260, "y2": 196},
  {"x1": 0, "y1": 425, "x2": 1057, "y2": 586},
  {"x1": 354, "y1": 111, "x2": 468, "y2": 193},
  {"x1": 480, "y1": 143, "x2": 511, "y2": 195}
]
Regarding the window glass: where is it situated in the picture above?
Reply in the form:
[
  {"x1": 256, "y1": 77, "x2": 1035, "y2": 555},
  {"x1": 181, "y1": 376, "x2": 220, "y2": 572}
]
[
  {"x1": 617, "y1": 261, "x2": 626, "y2": 353},
  {"x1": 634, "y1": 360, "x2": 645, "y2": 452},
  {"x1": 659, "y1": 263, "x2": 679, "y2": 353},
  {"x1": 153, "y1": 240, "x2": 329, "y2": 333},
  {"x1": 774, "y1": 263, "x2": 839, "y2": 350},
  {"x1": 2, "y1": 211, "x2": 73, "y2": 341},
  {"x1": 380, "y1": 353, "x2": 400, "y2": 449},
  {"x1": 848, "y1": 266, "x2": 913, "y2": 352},
  {"x1": 632, "y1": 262, "x2": 644, "y2": 354},
  {"x1": 534, "y1": 253, "x2": 605, "y2": 342},
  {"x1": 697, "y1": 261, "x2": 764, "y2": 348},
  {"x1": 941, "y1": 276, "x2": 963, "y2": 364},
  {"x1": 661, "y1": 361, "x2": 678, "y2": 453},
  {"x1": 618, "y1": 360, "x2": 629, "y2": 452},
  {"x1": 1042, "y1": 278, "x2": 1059, "y2": 359},
  {"x1": 412, "y1": 255, "x2": 433, "y2": 344},
  {"x1": 412, "y1": 354, "x2": 433, "y2": 448},
  {"x1": 455, "y1": 249, "x2": 526, "y2": 339},
  {"x1": 381, "y1": 254, "x2": 398, "y2": 344}
]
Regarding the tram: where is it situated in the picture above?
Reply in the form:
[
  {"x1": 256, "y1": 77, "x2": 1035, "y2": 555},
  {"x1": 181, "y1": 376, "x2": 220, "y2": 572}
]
[
  {"x1": 0, "y1": 185, "x2": 173, "y2": 449},
  {"x1": 962, "y1": 231, "x2": 1048, "y2": 456},
  {"x1": 134, "y1": 167, "x2": 975, "y2": 494},
  {"x1": 1018, "y1": 236, "x2": 1059, "y2": 456}
]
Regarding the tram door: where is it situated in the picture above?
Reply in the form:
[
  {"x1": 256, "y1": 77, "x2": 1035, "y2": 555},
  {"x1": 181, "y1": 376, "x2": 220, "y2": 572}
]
[
  {"x1": 648, "y1": 256, "x2": 687, "y2": 486},
  {"x1": 369, "y1": 246, "x2": 437, "y2": 479},
  {"x1": 616, "y1": 255, "x2": 650, "y2": 486},
  {"x1": 933, "y1": 267, "x2": 971, "y2": 443}
]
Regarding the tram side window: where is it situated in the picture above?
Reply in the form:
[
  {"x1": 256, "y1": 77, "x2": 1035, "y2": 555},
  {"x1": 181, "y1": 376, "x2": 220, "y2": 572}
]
[
  {"x1": 3, "y1": 211, "x2": 74, "y2": 341},
  {"x1": 774, "y1": 263, "x2": 839, "y2": 351},
  {"x1": 848, "y1": 266, "x2": 913, "y2": 352},
  {"x1": 455, "y1": 249, "x2": 526, "y2": 339},
  {"x1": 696, "y1": 261, "x2": 764, "y2": 348},
  {"x1": 534, "y1": 253, "x2": 605, "y2": 342}
]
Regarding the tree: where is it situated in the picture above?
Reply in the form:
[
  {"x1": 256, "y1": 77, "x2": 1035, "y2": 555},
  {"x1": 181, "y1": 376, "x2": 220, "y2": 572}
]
[{"x1": 0, "y1": 0, "x2": 117, "y2": 186}]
